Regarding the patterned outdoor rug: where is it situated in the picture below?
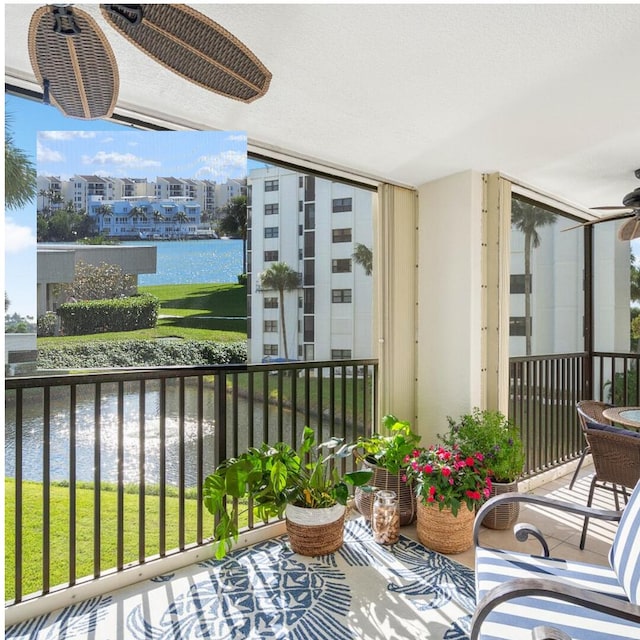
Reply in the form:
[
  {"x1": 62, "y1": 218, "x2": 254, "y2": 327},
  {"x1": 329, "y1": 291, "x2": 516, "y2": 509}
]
[{"x1": 6, "y1": 518, "x2": 475, "y2": 639}]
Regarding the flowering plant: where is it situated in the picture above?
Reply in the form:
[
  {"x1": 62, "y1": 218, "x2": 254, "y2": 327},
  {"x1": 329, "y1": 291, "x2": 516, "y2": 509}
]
[
  {"x1": 403, "y1": 445, "x2": 492, "y2": 516},
  {"x1": 442, "y1": 408, "x2": 525, "y2": 483}
]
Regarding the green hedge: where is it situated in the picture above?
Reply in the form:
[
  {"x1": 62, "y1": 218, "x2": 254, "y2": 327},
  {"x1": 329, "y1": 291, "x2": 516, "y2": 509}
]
[
  {"x1": 59, "y1": 294, "x2": 159, "y2": 336},
  {"x1": 37, "y1": 339, "x2": 247, "y2": 369}
]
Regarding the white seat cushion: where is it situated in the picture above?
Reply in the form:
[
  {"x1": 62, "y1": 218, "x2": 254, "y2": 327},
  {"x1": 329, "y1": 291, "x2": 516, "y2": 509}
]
[{"x1": 475, "y1": 547, "x2": 638, "y2": 640}]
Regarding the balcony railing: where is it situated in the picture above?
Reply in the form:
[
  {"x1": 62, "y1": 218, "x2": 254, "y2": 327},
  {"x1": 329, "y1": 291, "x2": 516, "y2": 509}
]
[
  {"x1": 8, "y1": 350, "x2": 637, "y2": 610},
  {"x1": 509, "y1": 351, "x2": 640, "y2": 477},
  {"x1": 4, "y1": 359, "x2": 378, "y2": 607}
]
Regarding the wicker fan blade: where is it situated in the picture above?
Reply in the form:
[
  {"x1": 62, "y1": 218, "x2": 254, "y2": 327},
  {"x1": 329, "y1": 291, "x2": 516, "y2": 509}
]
[
  {"x1": 100, "y1": 4, "x2": 272, "y2": 103},
  {"x1": 28, "y1": 5, "x2": 119, "y2": 119},
  {"x1": 618, "y1": 217, "x2": 640, "y2": 242},
  {"x1": 562, "y1": 209, "x2": 635, "y2": 233}
]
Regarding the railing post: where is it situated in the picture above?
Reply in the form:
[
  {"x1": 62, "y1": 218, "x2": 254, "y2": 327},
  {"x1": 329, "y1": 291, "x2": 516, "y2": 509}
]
[
  {"x1": 214, "y1": 370, "x2": 227, "y2": 468},
  {"x1": 583, "y1": 224, "x2": 594, "y2": 399}
]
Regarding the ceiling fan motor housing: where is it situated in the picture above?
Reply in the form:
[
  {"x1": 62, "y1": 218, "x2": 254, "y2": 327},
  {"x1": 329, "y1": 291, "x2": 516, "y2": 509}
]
[{"x1": 623, "y1": 187, "x2": 640, "y2": 209}]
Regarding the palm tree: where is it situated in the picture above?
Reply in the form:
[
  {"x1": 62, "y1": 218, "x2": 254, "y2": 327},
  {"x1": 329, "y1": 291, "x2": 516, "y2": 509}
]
[
  {"x1": 258, "y1": 262, "x2": 302, "y2": 361},
  {"x1": 218, "y1": 195, "x2": 248, "y2": 273},
  {"x1": 352, "y1": 243, "x2": 372, "y2": 275},
  {"x1": 511, "y1": 199, "x2": 557, "y2": 355},
  {"x1": 5, "y1": 113, "x2": 36, "y2": 210}
]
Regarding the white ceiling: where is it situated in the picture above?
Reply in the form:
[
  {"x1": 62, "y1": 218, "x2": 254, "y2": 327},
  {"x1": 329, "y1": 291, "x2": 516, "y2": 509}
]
[{"x1": 5, "y1": 3, "x2": 640, "y2": 215}]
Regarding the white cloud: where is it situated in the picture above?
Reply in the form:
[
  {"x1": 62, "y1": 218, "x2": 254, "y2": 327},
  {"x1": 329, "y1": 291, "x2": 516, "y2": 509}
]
[
  {"x1": 195, "y1": 150, "x2": 247, "y2": 180},
  {"x1": 4, "y1": 218, "x2": 36, "y2": 253},
  {"x1": 38, "y1": 131, "x2": 97, "y2": 140},
  {"x1": 36, "y1": 140, "x2": 64, "y2": 163},
  {"x1": 226, "y1": 133, "x2": 247, "y2": 142},
  {"x1": 82, "y1": 150, "x2": 161, "y2": 169}
]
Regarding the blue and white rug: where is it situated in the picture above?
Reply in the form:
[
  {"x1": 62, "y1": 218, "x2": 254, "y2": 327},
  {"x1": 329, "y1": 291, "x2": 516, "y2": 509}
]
[{"x1": 6, "y1": 518, "x2": 475, "y2": 639}]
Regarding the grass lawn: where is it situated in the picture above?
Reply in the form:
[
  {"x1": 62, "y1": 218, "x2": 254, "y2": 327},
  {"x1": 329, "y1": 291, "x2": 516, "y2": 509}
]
[
  {"x1": 4, "y1": 479, "x2": 256, "y2": 601},
  {"x1": 38, "y1": 283, "x2": 248, "y2": 346}
]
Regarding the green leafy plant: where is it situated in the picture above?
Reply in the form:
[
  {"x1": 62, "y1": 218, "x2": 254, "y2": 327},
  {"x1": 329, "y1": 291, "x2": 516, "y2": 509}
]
[
  {"x1": 403, "y1": 445, "x2": 491, "y2": 516},
  {"x1": 351, "y1": 414, "x2": 421, "y2": 474},
  {"x1": 441, "y1": 408, "x2": 525, "y2": 483},
  {"x1": 203, "y1": 426, "x2": 373, "y2": 558}
]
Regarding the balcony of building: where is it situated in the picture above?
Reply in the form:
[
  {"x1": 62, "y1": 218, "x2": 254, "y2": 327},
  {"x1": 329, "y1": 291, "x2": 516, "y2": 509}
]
[{"x1": 4, "y1": 353, "x2": 635, "y2": 636}]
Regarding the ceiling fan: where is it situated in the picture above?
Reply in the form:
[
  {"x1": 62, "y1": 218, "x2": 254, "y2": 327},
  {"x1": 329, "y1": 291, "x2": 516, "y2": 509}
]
[
  {"x1": 564, "y1": 169, "x2": 640, "y2": 241},
  {"x1": 28, "y1": 4, "x2": 272, "y2": 120}
]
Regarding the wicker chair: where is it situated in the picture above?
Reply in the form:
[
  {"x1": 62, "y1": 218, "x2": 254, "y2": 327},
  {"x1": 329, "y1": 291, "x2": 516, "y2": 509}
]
[
  {"x1": 579, "y1": 421, "x2": 640, "y2": 549},
  {"x1": 569, "y1": 400, "x2": 613, "y2": 490}
]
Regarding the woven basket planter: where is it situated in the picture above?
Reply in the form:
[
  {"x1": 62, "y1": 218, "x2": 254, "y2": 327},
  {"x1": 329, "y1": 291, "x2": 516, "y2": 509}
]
[
  {"x1": 285, "y1": 503, "x2": 346, "y2": 556},
  {"x1": 354, "y1": 459, "x2": 417, "y2": 525},
  {"x1": 481, "y1": 480, "x2": 520, "y2": 530},
  {"x1": 416, "y1": 501, "x2": 475, "y2": 554}
]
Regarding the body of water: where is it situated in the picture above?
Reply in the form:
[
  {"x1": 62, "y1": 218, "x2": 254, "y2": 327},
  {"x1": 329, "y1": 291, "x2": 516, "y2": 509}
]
[{"x1": 125, "y1": 238, "x2": 243, "y2": 286}]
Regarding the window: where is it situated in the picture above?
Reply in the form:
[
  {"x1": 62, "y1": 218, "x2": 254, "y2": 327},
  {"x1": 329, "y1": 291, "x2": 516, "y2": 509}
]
[
  {"x1": 265, "y1": 180, "x2": 279, "y2": 192},
  {"x1": 304, "y1": 345, "x2": 315, "y2": 360},
  {"x1": 510, "y1": 274, "x2": 531, "y2": 294},
  {"x1": 264, "y1": 203, "x2": 279, "y2": 215},
  {"x1": 264, "y1": 250, "x2": 279, "y2": 261},
  {"x1": 332, "y1": 197, "x2": 352, "y2": 213},
  {"x1": 304, "y1": 289, "x2": 314, "y2": 313},
  {"x1": 304, "y1": 175, "x2": 315, "y2": 201},
  {"x1": 263, "y1": 344, "x2": 278, "y2": 356},
  {"x1": 331, "y1": 349, "x2": 352, "y2": 359},
  {"x1": 264, "y1": 227, "x2": 279, "y2": 238},
  {"x1": 332, "y1": 289, "x2": 352, "y2": 303},
  {"x1": 332, "y1": 258, "x2": 351, "y2": 273},
  {"x1": 304, "y1": 316, "x2": 314, "y2": 342},
  {"x1": 304, "y1": 260, "x2": 315, "y2": 286},
  {"x1": 332, "y1": 228, "x2": 352, "y2": 243},
  {"x1": 304, "y1": 204, "x2": 315, "y2": 229},
  {"x1": 304, "y1": 231, "x2": 315, "y2": 257},
  {"x1": 264, "y1": 297, "x2": 278, "y2": 309},
  {"x1": 509, "y1": 317, "x2": 530, "y2": 337},
  {"x1": 264, "y1": 320, "x2": 277, "y2": 332}
]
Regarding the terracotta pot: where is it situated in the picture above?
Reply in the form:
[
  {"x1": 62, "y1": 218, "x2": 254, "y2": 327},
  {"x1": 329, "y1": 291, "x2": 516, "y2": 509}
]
[
  {"x1": 482, "y1": 480, "x2": 520, "y2": 530},
  {"x1": 285, "y1": 503, "x2": 346, "y2": 556},
  {"x1": 354, "y1": 458, "x2": 417, "y2": 525},
  {"x1": 416, "y1": 500, "x2": 475, "y2": 554}
]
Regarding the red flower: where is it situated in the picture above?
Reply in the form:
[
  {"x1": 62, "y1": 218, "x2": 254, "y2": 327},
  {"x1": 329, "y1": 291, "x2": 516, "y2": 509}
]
[{"x1": 441, "y1": 466, "x2": 452, "y2": 477}]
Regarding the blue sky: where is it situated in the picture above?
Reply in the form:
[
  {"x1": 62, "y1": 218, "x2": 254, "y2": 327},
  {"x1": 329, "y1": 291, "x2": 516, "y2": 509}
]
[{"x1": 4, "y1": 93, "x2": 250, "y2": 317}]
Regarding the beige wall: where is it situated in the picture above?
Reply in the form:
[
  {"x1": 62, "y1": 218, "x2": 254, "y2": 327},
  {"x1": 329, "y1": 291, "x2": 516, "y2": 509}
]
[{"x1": 415, "y1": 170, "x2": 486, "y2": 442}]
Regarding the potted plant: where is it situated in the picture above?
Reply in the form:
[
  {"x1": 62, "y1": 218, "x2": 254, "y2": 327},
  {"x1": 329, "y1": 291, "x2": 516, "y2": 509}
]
[
  {"x1": 350, "y1": 414, "x2": 421, "y2": 525},
  {"x1": 203, "y1": 426, "x2": 373, "y2": 559},
  {"x1": 442, "y1": 407, "x2": 526, "y2": 529},
  {"x1": 403, "y1": 444, "x2": 491, "y2": 554}
]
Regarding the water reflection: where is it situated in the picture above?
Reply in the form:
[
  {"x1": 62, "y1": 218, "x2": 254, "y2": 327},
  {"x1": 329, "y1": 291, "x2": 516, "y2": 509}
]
[{"x1": 4, "y1": 380, "x2": 302, "y2": 488}]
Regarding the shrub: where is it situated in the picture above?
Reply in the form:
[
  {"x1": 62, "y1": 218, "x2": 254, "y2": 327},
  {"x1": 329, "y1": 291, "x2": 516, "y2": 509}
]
[
  {"x1": 54, "y1": 260, "x2": 135, "y2": 301},
  {"x1": 37, "y1": 339, "x2": 247, "y2": 369},
  {"x1": 59, "y1": 294, "x2": 159, "y2": 335},
  {"x1": 37, "y1": 312, "x2": 58, "y2": 337}
]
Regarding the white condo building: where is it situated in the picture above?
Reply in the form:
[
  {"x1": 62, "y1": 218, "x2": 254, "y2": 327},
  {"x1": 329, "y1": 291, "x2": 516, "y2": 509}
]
[{"x1": 247, "y1": 166, "x2": 374, "y2": 364}]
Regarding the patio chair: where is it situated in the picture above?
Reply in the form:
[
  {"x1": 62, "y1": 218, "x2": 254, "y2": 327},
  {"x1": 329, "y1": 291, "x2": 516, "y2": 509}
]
[
  {"x1": 579, "y1": 421, "x2": 640, "y2": 549},
  {"x1": 569, "y1": 400, "x2": 613, "y2": 490},
  {"x1": 470, "y1": 479, "x2": 640, "y2": 640}
]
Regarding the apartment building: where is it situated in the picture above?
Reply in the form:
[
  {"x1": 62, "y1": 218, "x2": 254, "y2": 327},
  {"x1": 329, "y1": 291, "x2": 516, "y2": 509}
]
[
  {"x1": 37, "y1": 175, "x2": 220, "y2": 219},
  {"x1": 86, "y1": 196, "x2": 203, "y2": 239},
  {"x1": 247, "y1": 166, "x2": 374, "y2": 364}
]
